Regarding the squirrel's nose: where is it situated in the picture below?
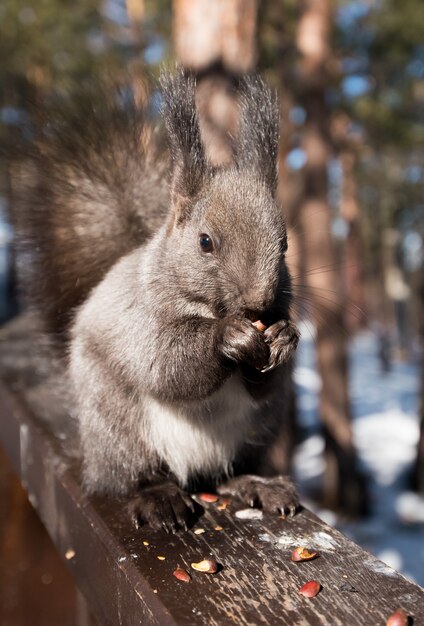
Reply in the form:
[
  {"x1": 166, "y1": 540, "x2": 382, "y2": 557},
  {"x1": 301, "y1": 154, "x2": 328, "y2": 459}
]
[
  {"x1": 243, "y1": 298, "x2": 272, "y2": 321},
  {"x1": 244, "y1": 308, "x2": 263, "y2": 322},
  {"x1": 242, "y1": 294, "x2": 273, "y2": 318},
  {"x1": 241, "y1": 284, "x2": 275, "y2": 319}
]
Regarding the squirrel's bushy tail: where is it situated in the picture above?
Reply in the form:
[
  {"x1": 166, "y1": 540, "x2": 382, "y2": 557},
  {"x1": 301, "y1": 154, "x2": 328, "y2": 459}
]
[{"x1": 8, "y1": 81, "x2": 170, "y2": 335}]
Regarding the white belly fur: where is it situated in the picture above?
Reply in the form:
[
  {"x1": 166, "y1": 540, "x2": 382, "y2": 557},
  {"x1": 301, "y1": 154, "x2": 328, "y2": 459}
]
[{"x1": 144, "y1": 373, "x2": 256, "y2": 485}]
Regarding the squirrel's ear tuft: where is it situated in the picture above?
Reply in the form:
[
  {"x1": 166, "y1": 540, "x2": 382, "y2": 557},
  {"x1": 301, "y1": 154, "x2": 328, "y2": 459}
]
[
  {"x1": 160, "y1": 68, "x2": 208, "y2": 223},
  {"x1": 235, "y1": 74, "x2": 279, "y2": 194}
]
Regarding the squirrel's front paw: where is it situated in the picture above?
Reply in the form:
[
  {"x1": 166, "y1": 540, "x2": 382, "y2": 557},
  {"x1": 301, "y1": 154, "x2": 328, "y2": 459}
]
[
  {"x1": 128, "y1": 482, "x2": 197, "y2": 533},
  {"x1": 261, "y1": 319, "x2": 300, "y2": 372},
  {"x1": 218, "y1": 474, "x2": 299, "y2": 517},
  {"x1": 220, "y1": 317, "x2": 269, "y2": 370}
]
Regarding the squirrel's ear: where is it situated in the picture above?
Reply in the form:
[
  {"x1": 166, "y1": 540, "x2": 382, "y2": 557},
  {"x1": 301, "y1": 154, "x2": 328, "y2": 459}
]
[
  {"x1": 235, "y1": 75, "x2": 279, "y2": 194},
  {"x1": 160, "y1": 68, "x2": 208, "y2": 223}
]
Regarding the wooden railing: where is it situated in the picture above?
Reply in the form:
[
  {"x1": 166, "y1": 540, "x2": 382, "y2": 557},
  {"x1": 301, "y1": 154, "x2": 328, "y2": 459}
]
[{"x1": 0, "y1": 314, "x2": 423, "y2": 626}]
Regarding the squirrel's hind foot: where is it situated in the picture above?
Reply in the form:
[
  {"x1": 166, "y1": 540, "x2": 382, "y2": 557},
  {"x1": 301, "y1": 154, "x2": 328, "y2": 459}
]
[
  {"x1": 218, "y1": 474, "x2": 299, "y2": 517},
  {"x1": 128, "y1": 481, "x2": 198, "y2": 533}
]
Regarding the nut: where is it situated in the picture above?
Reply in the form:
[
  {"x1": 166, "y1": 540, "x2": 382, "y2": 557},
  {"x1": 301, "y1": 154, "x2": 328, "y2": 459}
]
[
  {"x1": 191, "y1": 559, "x2": 218, "y2": 574},
  {"x1": 386, "y1": 610, "x2": 408, "y2": 626},
  {"x1": 252, "y1": 320, "x2": 267, "y2": 332},
  {"x1": 217, "y1": 497, "x2": 231, "y2": 510},
  {"x1": 299, "y1": 581, "x2": 321, "y2": 597},
  {"x1": 198, "y1": 493, "x2": 219, "y2": 503},
  {"x1": 291, "y1": 547, "x2": 319, "y2": 562},
  {"x1": 173, "y1": 568, "x2": 191, "y2": 583},
  {"x1": 235, "y1": 508, "x2": 263, "y2": 520}
]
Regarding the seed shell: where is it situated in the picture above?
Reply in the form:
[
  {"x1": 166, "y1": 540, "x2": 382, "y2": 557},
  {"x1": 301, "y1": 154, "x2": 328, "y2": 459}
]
[
  {"x1": 173, "y1": 568, "x2": 191, "y2": 583},
  {"x1": 191, "y1": 559, "x2": 218, "y2": 574},
  {"x1": 291, "y1": 546, "x2": 319, "y2": 562},
  {"x1": 198, "y1": 493, "x2": 219, "y2": 503},
  {"x1": 235, "y1": 508, "x2": 263, "y2": 520},
  {"x1": 252, "y1": 320, "x2": 267, "y2": 332},
  {"x1": 386, "y1": 609, "x2": 408, "y2": 626},
  {"x1": 299, "y1": 581, "x2": 321, "y2": 598}
]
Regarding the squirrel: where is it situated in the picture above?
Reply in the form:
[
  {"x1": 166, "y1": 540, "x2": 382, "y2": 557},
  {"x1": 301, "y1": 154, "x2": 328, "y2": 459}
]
[{"x1": 10, "y1": 69, "x2": 300, "y2": 532}]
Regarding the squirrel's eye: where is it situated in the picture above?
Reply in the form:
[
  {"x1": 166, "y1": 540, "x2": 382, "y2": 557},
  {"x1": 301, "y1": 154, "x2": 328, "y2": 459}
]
[{"x1": 199, "y1": 233, "x2": 214, "y2": 253}]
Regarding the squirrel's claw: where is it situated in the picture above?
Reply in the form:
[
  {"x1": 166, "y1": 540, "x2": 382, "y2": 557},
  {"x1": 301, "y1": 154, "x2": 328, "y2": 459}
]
[{"x1": 261, "y1": 319, "x2": 300, "y2": 372}]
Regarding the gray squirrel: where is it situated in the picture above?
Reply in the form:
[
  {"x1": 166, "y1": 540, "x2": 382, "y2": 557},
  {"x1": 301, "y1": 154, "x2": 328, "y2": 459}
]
[{"x1": 11, "y1": 69, "x2": 300, "y2": 532}]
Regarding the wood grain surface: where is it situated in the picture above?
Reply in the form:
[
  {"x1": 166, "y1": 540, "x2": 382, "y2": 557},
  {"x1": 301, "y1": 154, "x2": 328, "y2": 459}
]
[
  {"x1": 0, "y1": 315, "x2": 423, "y2": 626},
  {"x1": 0, "y1": 446, "x2": 98, "y2": 626}
]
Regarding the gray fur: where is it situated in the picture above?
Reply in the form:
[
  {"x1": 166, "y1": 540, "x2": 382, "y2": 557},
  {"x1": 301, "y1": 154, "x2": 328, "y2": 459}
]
[
  {"x1": 235, "y1": 74, "x2": 280, "y2": 193},
  {"x1": 10, "y1": 70, "x2": 300, "y2": 526}
]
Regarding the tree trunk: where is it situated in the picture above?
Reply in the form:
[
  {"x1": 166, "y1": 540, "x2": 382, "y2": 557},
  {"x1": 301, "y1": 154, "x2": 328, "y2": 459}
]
[
  {"x1": 339, "y1": 144, "x2": 367, "y2": 332},
  {"x1": 173, "y1": 0, "x2": 257, "y2": 165},
  {"x1": 296, "y1": 0, "x2": 368, "y2": 515},
  {"x1": 411, "y1": 268, "x2": 424, "y2": 494},
  {"x1": 125, "y1": 0, "x2": 149, "y2": 105},
  {"x1": 414, "y1": 364, "x2": 424, "y2": 495}
]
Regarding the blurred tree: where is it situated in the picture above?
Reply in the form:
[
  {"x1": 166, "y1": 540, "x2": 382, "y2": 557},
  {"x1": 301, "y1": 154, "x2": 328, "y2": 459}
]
[
  {"x1": 125, "y1": 0, "x2": 149, "y2": 103},
  {"x1": 295, "y1": 0, "x2": 367, "y2": 515},
  {"x1": 336, "y1": 0, "x2": 424, "y2": 489},
  {"x1": 173, "y1": 0, "x2": 257, "y2": 164},
  {"x1": 337, "y1": 0, "x2": 424, "y2": 336},
  {"x1": 331, "y1": 112, "x2": 367, "y2": 332},
  {"x1": 0, "y1": 0, "x2": 123, "y2": 102},
  {"x1": 0, "y1": 0, "x2": 134, "y2": 163},
  {"x1": 412, "y1": 268, "x2": 424, "y2": 494}
]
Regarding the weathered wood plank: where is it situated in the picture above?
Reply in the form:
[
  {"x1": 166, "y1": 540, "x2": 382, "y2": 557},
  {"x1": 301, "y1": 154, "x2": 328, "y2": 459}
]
[
  {"x1": 0, "y1": 446, "x2": 99, "y2": 626},
  {"x1": 0, "y1": 315, "x2": 423, "y2": 626}
]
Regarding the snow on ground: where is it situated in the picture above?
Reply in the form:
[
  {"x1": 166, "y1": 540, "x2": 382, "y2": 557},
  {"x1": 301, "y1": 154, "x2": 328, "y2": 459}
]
[{"x1": 293, "y1": 323, "x2": 424, "y2": 586}]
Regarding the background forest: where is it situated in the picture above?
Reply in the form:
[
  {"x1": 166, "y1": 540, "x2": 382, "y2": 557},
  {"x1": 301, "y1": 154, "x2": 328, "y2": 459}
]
[{"x1": 0, "y1": 0, "x2": 423, "y2": 584}]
